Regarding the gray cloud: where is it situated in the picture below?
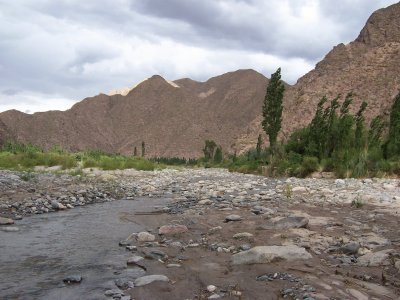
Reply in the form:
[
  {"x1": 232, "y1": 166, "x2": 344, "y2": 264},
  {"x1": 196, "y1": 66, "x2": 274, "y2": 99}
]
[{"x1": 0, "y1": 0, "x2": 398, "y2": 113}]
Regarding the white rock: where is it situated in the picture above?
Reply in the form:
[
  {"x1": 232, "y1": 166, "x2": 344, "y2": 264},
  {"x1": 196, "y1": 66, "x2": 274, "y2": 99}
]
[
  {"x1": 232, "y1": 245, "x2": 312, "y2": 265},
  {"x1": 292, "y1": 186, "x2": 308, "y2": 193},
  {"x1": 137, "y1": 232, "x2": 155, "y2": 242},
  {"x1": 233, "y1": 232, "x2": 253, "y2": 239},
  {"x1": 207, "y1": 285, "x2": 217, "y2": 292}
]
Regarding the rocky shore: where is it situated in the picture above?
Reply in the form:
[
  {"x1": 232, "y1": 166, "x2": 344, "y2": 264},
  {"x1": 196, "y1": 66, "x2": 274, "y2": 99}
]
[{"x1": 1, "y1": 168, "x2": 399, "y2": 299}]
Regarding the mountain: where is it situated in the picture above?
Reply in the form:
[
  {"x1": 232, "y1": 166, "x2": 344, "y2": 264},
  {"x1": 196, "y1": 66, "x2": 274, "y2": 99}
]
[
  {"x1": 1, "y1": 2, "x2": 399, "y2": 157},
  {"x1": 0, "y1": 70, "x2": 268, "y2": 157},
  {"x1": 237, "y1": 2, "x2": 400, "y2": 148}
]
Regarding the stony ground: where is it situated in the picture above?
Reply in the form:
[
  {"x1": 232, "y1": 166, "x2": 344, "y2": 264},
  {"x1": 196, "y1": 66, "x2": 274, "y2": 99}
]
[{"x1": 1, "y1": 168, "x2": 400, "y2": 300}]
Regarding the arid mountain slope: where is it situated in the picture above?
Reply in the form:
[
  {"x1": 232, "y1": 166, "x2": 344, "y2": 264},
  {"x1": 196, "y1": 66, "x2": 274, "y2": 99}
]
[
  {"x1": 237, "y1": 2, "x2": 400, "y2": 150},
  {"x1": 0, "y1": 70, "x2": 268, "y2": 157}
]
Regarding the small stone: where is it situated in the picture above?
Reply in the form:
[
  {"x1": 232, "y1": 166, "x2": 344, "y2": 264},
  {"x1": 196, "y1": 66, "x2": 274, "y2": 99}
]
[
  {"x1": 199, "y1": 199, "x2": 212, "y2": 205},
  {"x1": 167, "y1": 264, "x2": 181, "y2": 268},
  {"x1": 115, "y1": 278, "x2": 134, "y2": 290},
  {"x1": 137, "y1": 232, "x2": 156, "y2": 242},
  {"x1": 208, "y1": 226, "x2": 222, "y2": 234},
  {"x1": 225, "y1": 214, "x2": 242, "y2": 222},
  {"x1": 292, "y1": 186, "x2": 308, "y2": 193},
  {"x1": 158, "y1": 224, "x2": 188, "y2": 235},
  {"x1": 339, "y1": 242, "x2": 360, "y2": 255},
  {"x1": 207, "y1": 285, "x2": 217, "y2": 292},
  {"x1": 105, "y1": 289, "x2": 124, "y2": 297},
  {"x1": 133, "y1": 275, "x2": 169, "y2": 287},
  {"x1": 63, "y1": 275, "x2": 82, "y2": 284},
  {"x1": 126, "y1": 245, "x2": 137, "y2": 251},
  {"x1": 0, "y1": 217, "x2": 14, "y2": 225},
  {"x1": 240, "y1": 244, "x2": 251, "y2": 251},
  {"x1": 0, "y1": 226, "x2": 19, "y2": 232},
  {"x1": 208, "y1": 294, "x2": 221, "y2": 299},
  {"x1": 271, "y1": 216, "x2": 309, "y2": 229},
  {"x1": 233, "y1": 232, "x2": 253, "y2": 239},
  {"x1": 119, "y1": 240, "x2": 131, "y2": 247},
  {"x1": 127, "y1": 255, "x2": 144, "y2": 266}
]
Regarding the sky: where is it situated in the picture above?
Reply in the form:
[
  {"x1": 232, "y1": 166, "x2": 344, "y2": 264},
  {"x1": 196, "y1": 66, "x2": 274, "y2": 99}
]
[{"x1": 0, "y1": 0, "x2": 398, "y2": 113}]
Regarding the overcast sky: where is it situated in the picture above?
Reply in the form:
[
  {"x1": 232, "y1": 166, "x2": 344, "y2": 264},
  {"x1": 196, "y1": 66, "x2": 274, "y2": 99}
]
[{"x1": 0, "y1": 0, "x2": 398, "y2": 113}]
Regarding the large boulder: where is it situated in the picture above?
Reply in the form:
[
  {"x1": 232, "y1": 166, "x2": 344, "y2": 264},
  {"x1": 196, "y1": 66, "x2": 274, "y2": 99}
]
[{"x1": 232, "y1": 245, "x2": 312, "y2": 265}]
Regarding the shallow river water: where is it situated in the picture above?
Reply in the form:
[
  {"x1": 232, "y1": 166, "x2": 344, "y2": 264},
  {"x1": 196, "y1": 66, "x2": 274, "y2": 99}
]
[{"x1": 0, "y1": 198, "x2": 167, "y2": 300}]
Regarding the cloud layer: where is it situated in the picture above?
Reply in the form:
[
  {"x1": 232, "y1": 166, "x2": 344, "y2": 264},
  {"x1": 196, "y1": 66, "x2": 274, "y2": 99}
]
[{"x1": 0, "y1": 0, "x2": 397, "y2": 113}]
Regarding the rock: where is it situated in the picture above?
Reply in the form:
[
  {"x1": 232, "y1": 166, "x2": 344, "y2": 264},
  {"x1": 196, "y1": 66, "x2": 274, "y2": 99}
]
[
  {"x1": 115, "y1": 278, "x2": 134, "y2": 290},
  {"x1": 105, "y1": 289, "x2": 125, "y2": 297},
  {"x1": 207, "y1": 285, "x2": 217, "y2": 292},
  {"x1": 209, "y1": 226, "x2": 222, "y2": 234},
  {"x1": 50, "y1": 200, "x2": 66, "y2": 210},
  {"x1": 167, "y1": 263, "x2": 181, "y2": 268},
  {"x1": 208, "y1": 294, "x2": 221, "y2": 299},
  {"x1": 357, "y1": 249, "x2": 395, "y2": 266},
  {"x1": 395, "y1": 260, "x2": 400, "y2": 271},
  {"x1": 225, "y1": 214, "x2": 242, "y2": 222},
  {"x1": 119, "y1": 240, "x2": 131, "y2": 247},
  {"x1": 339, "y1": 242, "x2": 360, "y2": 255},
  {"x1": 133, "y1": 275, "x2": 169, "y2": 287},
  {"x1": 240, "y1": 244, "x2": 252, "y2": 251},
  {"x1": 335, "y1": 179, "x2": 345, "y2": 186},
  {"x1": 198, "y1": 199, "x2": 212, "y2": 205},
  {"x1": 63, "y1": 275, "x2": 82, "y2": 284},
  {"x1": 158, "y1": 224, "x2": 188, "y2": 235},
  {"x1": 0, "y1": 226, "x2": 19, "y2": 232},
  {"x1": 0, "y1": 217, "x2": 14, "y2": 225},
  {"x1": 137, "y1": 232, "x2": 155, "y2": 242},
  {"x1": 383, "y1": 183, "x2": 396, "y2": 191},
  {"x1": 272, "y1": 216, "x2": 309, "y2": 229},
  {"x1": 233, "y1": 232, "x2": 253, "y2": 239},
  {"x1": 292, "y1": 186, "x2": 308, "y2": 193},
  {"x1": 127, "y1": 255, "x2": 144, "y2": 265},
  {"x1": 232, "y1": 245, "x2": 312, "y2": 265},
  {"x1": 143, "y1": 249, "x2": 168, "y2": 260}
]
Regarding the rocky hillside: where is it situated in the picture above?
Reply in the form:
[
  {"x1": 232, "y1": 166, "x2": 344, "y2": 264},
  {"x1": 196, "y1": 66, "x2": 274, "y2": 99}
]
[
  {"x1": 0, "y1": 70, "x2": 268, "y2": 157},
  {"x1": 1, "y1": 2, "x2": 399, "y2": 157},
  {"x1": 238, "y1": 2, "x2": 400, "y2": 149}
]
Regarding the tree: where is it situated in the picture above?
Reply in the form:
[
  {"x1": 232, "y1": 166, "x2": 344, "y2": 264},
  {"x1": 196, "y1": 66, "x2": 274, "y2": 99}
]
[
  {"x1": 368, "y1": 116, "x2": 385, "y2": 148},
  {"x1": 262, "y1": 67, "x2": 285, "y2": 149},
  {"x1": 133, "y1": 146, "x2": 138, "y2": 156},
  {"x1": 203, "y1": 140, "x2": 217, "y2": 161},
  {"x1": 354, "y1": 101, "x2": 368, "y2": 150},
  {"x1": 141, "y1": 141, "x2": 145, "y2": 157},
  {"x1": 256, "y1": 134, "x2": 262, "y2": 159},
  {"x1": 214, "y1": 146, "x2": 223, "y2": 163},
  {"x1": 387, "y1": 92, "x2": 400, "y2": 157}
]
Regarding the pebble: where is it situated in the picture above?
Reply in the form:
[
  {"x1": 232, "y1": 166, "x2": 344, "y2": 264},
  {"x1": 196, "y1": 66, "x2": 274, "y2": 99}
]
[
  {"x1": 225, "y1": 214, "x2": 242, "y2": 222},
  {"x1": 0, "y1": 217, "x2": 14, "y2": 225},
  {"x1": 207, "y1": 285, "x2": 217, "y2": 292},
  {"x1": 137, "y1": 232, "x2": 156, "y2": 242},
  {"x1": 63, "y1": 275, "x2": 82, "y2": 284}
]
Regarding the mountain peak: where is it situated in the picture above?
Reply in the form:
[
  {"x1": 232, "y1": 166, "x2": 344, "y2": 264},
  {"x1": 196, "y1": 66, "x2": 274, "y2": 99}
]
[{"x1": 356, "y1": 2, "x2": 400, "y2": 46}]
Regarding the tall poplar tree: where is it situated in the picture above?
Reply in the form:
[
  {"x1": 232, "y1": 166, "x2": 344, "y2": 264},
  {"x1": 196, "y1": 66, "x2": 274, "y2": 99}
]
[{"x1": 262, "y1": 68, "x2": 285, "y2": 149}]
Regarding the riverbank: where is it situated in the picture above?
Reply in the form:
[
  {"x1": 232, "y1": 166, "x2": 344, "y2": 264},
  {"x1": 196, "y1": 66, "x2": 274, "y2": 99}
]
[{"x1": 0, "y1": 168, "x2": 399, "y2": 299}]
